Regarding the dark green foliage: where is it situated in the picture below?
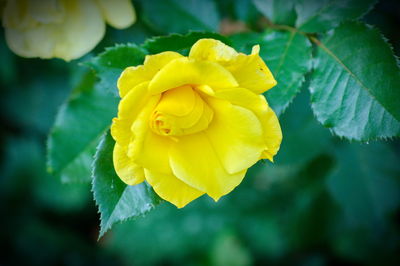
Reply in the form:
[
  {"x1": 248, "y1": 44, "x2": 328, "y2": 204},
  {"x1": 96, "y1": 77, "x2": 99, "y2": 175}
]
[
  {"x1": 138, "y1": 0, "x2": 220, "y2": 34},
  {"x1": 295, "y1": 0, "x2": 377, "y2": 32},
  {"x1": 327, "y1": 142, "x2": 400, "y2": 228},
  {"x1": 252, "y1": 0, "x2": 297, "y2": 26}
]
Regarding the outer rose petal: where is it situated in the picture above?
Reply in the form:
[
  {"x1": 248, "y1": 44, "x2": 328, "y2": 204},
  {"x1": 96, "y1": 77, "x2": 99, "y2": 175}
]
[
  {"x1": 96, "y1": 0, "x2": 135, "y2": 29},
  {"x1": 148, "y1": 57, "x2": 238, "y2": 94},
  {"x1": 207, "y1": 86, "x2": 282, "y2": 161},
  {"x1": 226, "y1": 46, "x2": 276, "y2": 94},
  {"x1": 111, "y1": 118, "x2": 131, "y2": 147},
  {"x1": 117, "y1": 52, "x2": 183, "y2": 97},
  {"x1": 135, "y1": 131, "x2": 173, "y2": 175},
  {"x1": 113, "y1": 143, "x2": 145, "y2": 185},
  {"x1": 169, "y1": 132, "x2": 247, "y2": 201},
  {"x1": 144, "y1": 169, "x2": 204, "y2": 208},
  {"x1": 143, "y1": 51, "x2": 185, "y2": 73},
  {"x1": 204, "y1": 96, "x2": 264, "y2": 174},
  {"x1": 259, "y1": 103, "x2": 282, "y2": 161},
  {"x1": 111, "y1": 82, "x2": 150, "y2": 147},
  {"x1": 126, "y1": 95, "x2": 161, "y2": 159},
  {"x1": 117, "y1": 82, "x2": 150, "y2": 120},
  {"x1": 189, "y1": 38, "x2": 238, "y2": 62},
  {"x1": 189, "y1": 39, "x2": 276, "y2": 94}
]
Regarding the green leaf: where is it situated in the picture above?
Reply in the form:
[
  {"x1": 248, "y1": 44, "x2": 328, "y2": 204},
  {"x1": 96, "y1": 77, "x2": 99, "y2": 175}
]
[
  {"x1": 48, "y1": 44, "x2": 148, "y2": 182},
  {"x1": 231, "y1": 30, "x2": 312, "y2": 115},
  {"x1": 47, "y1": 71, "x2": 118, "y2": 182},
  {"x1": 263, "y1": 30, "x2": 312, "y2": 115},
  {"x1": 92, "y1": 132, "x2": 162, "y2": 238},
  {"x1": 232, "y1": 0, "x2": 259, "y2": 24},
  {"x1": 309, "y1": 22, "x2": 400, "y2": 140},
  {"x1": 143, "y1": 32, "x2": 231, "y2": 55},
  {"x1": 275, "y1": 90, "x2": 332, "y2": 166},
  {"x1": 327, "y1": 142, "x2": 400, "y2": 228},
  {"x1": 59, "y1": 140, "x2": 98, "y2": 183},
  {"x1": 295, "y1": 0, "x2": 377, "y2": 33},
  {"x1": 139, "y1": 0, "x2": 220, "y2": 34},
  {"x1": 86, "y1": 44, "x2": 147, "y2": 96},
  {"x1": 252, "y1": 0, "x2": 296, "y2": 26},
  {"x1": 215, "y1": 0, "x2": 258, "y2": 24}
]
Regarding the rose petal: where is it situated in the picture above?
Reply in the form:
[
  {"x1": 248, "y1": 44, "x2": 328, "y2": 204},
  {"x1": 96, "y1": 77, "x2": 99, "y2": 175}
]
[
  {"x1": 96, "y1": 0, "x2": 136, "y2": 29},
  {"x1": 111, "y1": 82, "x2": 150, "y2": 147},
  {"x1": 204, "y1": 96, "x2": 265, "y2": 174},
  {"x1": 148, "y1": 57, "x2": 238, "y2": 95},
  {"x1": 53, "y1": 0, "x2": 105, "y2": 61},
  {"x1": 144, "y1": 169, "x2": 204, "y2": 208},
  {"x1": 118, "y1": 52, "x2": 183, "y2": 97},
  {"x1": 226, "y1": 46, "x2": 276, "y2": 94},
  {"x1": 189, "y1": 39, "x2": 276, "y2": 94},
  {"x1": 189, "y1": 38, "x2": 238, "y2": 62},
  {"x1": 113, "y1": 143, "x2": 145, "y2": 185},
  {"x1": 28, "y1": 0, "x2": 65, "y2": 24},
  {"x1": 211, "y1": 87, "x2": 282, "y2": 161},
  {"x1": 169, "y1": 132, "x2": 246, "y2": 201},
  {"x1": 134, "y1": 131, "x2": 173, "y2": 175}
]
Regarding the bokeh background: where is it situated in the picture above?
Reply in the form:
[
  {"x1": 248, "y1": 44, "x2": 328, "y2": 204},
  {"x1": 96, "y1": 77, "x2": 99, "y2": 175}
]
[{"x1": 1, "y1": 0, "x2": 400, "y2": 265}]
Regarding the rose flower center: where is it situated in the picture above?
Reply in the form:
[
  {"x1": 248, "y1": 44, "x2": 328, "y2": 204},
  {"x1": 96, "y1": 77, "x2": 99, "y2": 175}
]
[{"x1": 149, "y1": 85, "x2": 213, "y2": 137}]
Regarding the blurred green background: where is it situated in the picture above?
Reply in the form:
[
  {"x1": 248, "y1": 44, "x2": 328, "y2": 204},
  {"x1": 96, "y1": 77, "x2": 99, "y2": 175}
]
[{"x1": 1, "y1": 0, "x2": 400, "y2": 265}]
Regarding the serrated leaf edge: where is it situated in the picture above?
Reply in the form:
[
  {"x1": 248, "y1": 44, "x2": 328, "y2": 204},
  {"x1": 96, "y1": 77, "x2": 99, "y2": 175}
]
[
  {"x1": 91, "y1": 133, "x2": 161, "y2": 240},
  {"x1": 308, "y1": 22, "x2": 400, "y2": 141}
]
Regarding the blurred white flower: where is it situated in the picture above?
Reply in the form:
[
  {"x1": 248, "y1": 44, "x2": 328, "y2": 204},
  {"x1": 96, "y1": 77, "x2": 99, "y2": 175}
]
[{"x1": 2, "y1": 0, "x2": 136, "y2": 61}]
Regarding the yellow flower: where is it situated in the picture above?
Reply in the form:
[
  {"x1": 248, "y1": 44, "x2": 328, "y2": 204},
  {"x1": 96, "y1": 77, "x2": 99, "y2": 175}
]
[
  {"x1": 2, "y1": 0, "x2": 135, "y2": 61},
  {"x1": 111, "y1": 39, "x2": 282, "y2": 208}
]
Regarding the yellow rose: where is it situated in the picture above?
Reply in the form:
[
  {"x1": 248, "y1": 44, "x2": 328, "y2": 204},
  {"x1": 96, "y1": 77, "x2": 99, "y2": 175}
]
[
  {"x1": 111, "y1": 39, "x2": 282, "y2": 208},
  {"x1": 2, "y1": 0, "x2": 135, "y2": 61}
]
